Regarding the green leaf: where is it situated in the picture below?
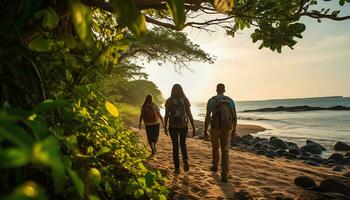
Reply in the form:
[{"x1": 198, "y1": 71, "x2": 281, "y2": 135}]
[
  {"x1": 61, "y1": 33, "x2": 77, "y2": 49},
  {"x1": 134, "y1": 189, "x2": 144, "y2": 198},
  {"x1": 89, "y1": 195, "x2": 101, "y2": 200},
  {"x1": 28, "y1": 36, "x2": 50, "y2": 52},
  {"x1": 158, "y1": 194, "x2": 167, "y2": 200},
  {"x1": 145, "y1": 172, "x2": 155, "y2": 187},
  {"x1": 68, "y1": 169, "x2": 85, "y2": 198},
  {"x1": 68, "y1": 0, "x2": 94, "y2": 46},
  {"x1": 0, "y1": 120, "x2": 34, "y2": 148},
  {"x1": 3, "y1": 181, "x2": 48, "y2": 200},
  {"x1": 32, "y1": 136, "x2": 66, "y2": 193},
  {"x1": 127, "y1": 182, "x2": 140, "y2": 193},
  {"x1": 166, "y1": 0, "x2": 186, "y2": 30},
  {"x1": 34, "y1": 7, "x2": 59, "y2": 29},
  {"x1": 111, "y1": 0, "x2": 146, "y2": 37},
  {"x1": 25, "y1": 115, "x2": 49, "y2": 140},
  {"x1": 0, "y1": 147, "x2": 31, "y2": 168},
  {"x1": 65, "y1": 135, "x2": 78, "y2": 151},
  {"x1": 290, "y1": 23, "x2": 306, "y2": 33},
  {"x1": 138, "y1": 162, "x2": 147, "y2": 173},
  {"x1": 62, "y1": 155, "x2": 72, "y2": 169},
  {"x1": 33, "y1": 99, "x2": 66, "y2": 113},
  {"x1": 95, "y1": 146, "x2": 111, "y2": 157},
  {"x1": 87, "y1": 146, "x2": 94, "y2": 154}
]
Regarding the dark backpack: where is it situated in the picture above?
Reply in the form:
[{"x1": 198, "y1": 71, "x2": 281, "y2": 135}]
[
  {"x1": 169, "y1": 98, "x2": 187, "y2": 128},
  {"x1": 142, "y1": 103, "x2": 158, "y2": 123},
  {"x1": 211, "y1": 97, "x2": 234, "y2": 130}
]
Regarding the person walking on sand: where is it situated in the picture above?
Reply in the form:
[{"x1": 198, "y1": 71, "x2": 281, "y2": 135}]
[
  {"x1": 139, "y1": 94, "x2": 165, "y2": 155},
  {"x1": 164, "y1": 84, "x2": 196, "y2": 174},
  {"x1": 204, "y1": 83, "x2": 237, "y2": 182}
]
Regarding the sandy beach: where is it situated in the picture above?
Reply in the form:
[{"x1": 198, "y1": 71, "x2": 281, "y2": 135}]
[{"x1": 137, "y1": 123, "x2": 350, "y2": 199}]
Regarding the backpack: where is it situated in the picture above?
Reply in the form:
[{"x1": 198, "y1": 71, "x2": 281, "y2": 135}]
[
  {"x1": 169, "y1": 98, "x2": 187, "y2": 128},
  {"x1": 211, "y1": 97, "x2": 234, "y2": 130},
  {"x1": 142, "y1": 103, "x2": 158, "y2": 124}
]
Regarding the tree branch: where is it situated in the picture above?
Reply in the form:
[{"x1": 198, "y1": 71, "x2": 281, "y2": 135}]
[
  {"x1": 301, "y1": 12, "x2": 350, "y2": 21},
  {"x1": 145, "y1": 15, "x2": 178, "y2": 29}
]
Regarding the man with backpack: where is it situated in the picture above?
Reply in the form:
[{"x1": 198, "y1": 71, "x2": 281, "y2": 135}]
[{"x1": 204, "y1": 83, "x2": 237, "y2": 182}]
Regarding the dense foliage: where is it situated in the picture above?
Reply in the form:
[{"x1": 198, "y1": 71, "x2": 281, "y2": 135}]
[
  {"x1": 1, "y1": 0, "x2": 350, "y2": 199},
  {"x1": 0, "y1": 85, "x2": 168, "y2": 199}
]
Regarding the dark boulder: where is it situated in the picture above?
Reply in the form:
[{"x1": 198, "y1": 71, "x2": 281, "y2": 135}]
[
  {"x1": 267, "y1": 145, "x2": 277, "y2": 151},
  {"x1": 243, "y1": 140, "x2": 254, "y2": 145},
  {"x1": 343, "y1": 156, "x2": 350, "y2": 165},
  {"x1": 305, "y1": 161, "x2": 320, "y2": 166},
  {"x1": 319, "y1": 178, "x2": 350, "y2": 195},
  {"x1": 254, "y1": 137, "x2": 268, "y2": 143},
  {"x1": 242, "y1": 134, "x2": 254, "y2": 141},
  {"x1": 332, "y1": 165, "x2": 344, "y2": 172},
  {"x1": 294, "y1": 176, "x2": 316, "y2": 188},
  {"x1": 297, "y1": 155, "x2": 310, "y2": 160},
  {"x1": 345, "y1": 152, "x2": 350, "y2": 157},
  {"x1": 254, "y1": 141, "x2": 268, "y2": 148},
  {"x1": 300, "y1": 144, "x2": 322, "y2": 154},
  {"x1": 309, "y1": 155, "x2": 324, "y2": 164},
  {"x1": 328, "y1": 153, "x2": 344, "y2": 163},
  {"x1": 235, "y1": 136, "x2": 243, "y2": 142},
  {"x1": 286, "y1": 141, "x2": 299, "y2": 150},
  {"x1": 269, "y1": 137, "x2": 288, "y2": 149},
  {"x1": 327, "y1": 163, "x2": 336, "y2": 167},
  {"x1": 255, "y1": 149, "x2": 267, "y2": 155},
  {"x1": 288, "y1": 148, "x2": 300, "y2": 155},
  {"x1": 266, "y1": 150, "x2": 276, "y2": 158},
  {"x1": 316, "y1": 193, "x2": 350, "y2": 200},
  {"x1": 343, "y1": 171, "x2": 350, "y2": 177},
  {"x1": 284, "y1": 152, "x2": 297, "y2": 159},
  {"x1": 332, "y1": 141, "x2": 350, "y2": 151},
  {"x1": 300, "y1": 151, "x2": 311, "y2": 157},
  {"x1": 275, "y1": 149, "x2": 287, "y2": 156},
  {"x1": 306, "y1": 140, "x2": 327, "y2": 151}
]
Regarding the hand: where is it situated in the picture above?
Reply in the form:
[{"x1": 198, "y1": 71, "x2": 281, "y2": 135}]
[
  {"x1": 138, "y1": 125, "x2": 142, "y2": 130},
  {"x1": 192, "y1": 128, "x2": 196, "y2": 137},
  {"x1": 164, "y1": 128, "x2": 168, "y2": 136}
]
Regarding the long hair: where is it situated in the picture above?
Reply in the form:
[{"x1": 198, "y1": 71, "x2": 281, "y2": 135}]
[
  {"x1": 142, "y1": 94, "x2": 153, "y2": 110},
  {"x1": 170, "y1": 84, "x2": 186, "y2": 99}
]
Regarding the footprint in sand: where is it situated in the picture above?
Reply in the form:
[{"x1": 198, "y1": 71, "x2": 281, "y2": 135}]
[
  {"x1": 199, "y1": 181, "x2": 211, "y2": 187},
  {"x1": 244, "y1": 180, "x2": 264, "y2": 186},
  {"x1": 190, "y1": 187, "x2": 202, "y2": 193},
  {"x1": 260, "y1": 186, "x2": 275, "y2": 193},
  {"x1": 230, "y1": 180, "x2": 242, "y2": 186}
]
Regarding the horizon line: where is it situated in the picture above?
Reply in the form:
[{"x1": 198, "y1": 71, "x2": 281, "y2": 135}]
[{"x1": 192, "y1": 95, "x2": 348, "y2": 104}]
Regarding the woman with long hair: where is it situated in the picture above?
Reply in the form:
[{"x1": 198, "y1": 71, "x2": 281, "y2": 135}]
[
  {"x1": 164, "y1": 84, "x2": 196, "y2": 174},
  {"x1": 139, "y1": 94, "x2": 164, "y2": 155}
]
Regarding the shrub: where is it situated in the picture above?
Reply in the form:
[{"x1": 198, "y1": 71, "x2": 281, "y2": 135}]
[{"x1": 0, "y1": 85, "x2": 168, "y2": 199}]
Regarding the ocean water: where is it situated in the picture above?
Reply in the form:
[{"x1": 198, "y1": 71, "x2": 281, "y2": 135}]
[{"x1": 191, "y1": 97, "x2": 350, "y2": 155}]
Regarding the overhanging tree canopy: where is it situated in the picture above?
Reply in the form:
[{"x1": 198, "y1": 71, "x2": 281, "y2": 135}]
[{"x1": 1, "y1": 0, "x2": 350, "y2": 54}]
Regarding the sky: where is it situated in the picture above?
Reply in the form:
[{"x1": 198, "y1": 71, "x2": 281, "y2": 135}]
[{"x1": 143, "y1": 3, "x2": 350, "y2": 102}]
